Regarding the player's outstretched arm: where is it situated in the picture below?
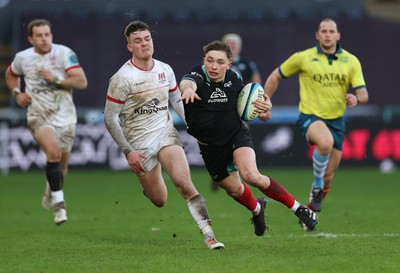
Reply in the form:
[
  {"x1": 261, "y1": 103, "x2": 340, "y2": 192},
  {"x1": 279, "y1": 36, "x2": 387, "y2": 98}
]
[
  {"x1": 169, "y1": 88, "x2": 186, "y2": 123},
  {"x1": 179, "y1": 79, "x2": 201, "y2": 104},
  {"x1": 263, "y1": 68, "x2": 282, "y2": 99}
]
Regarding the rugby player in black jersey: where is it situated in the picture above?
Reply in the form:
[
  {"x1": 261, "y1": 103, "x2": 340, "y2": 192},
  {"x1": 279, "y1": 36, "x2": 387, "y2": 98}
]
[{"x1": 179, "y1": 40, "x2": 319, "y2": 236}]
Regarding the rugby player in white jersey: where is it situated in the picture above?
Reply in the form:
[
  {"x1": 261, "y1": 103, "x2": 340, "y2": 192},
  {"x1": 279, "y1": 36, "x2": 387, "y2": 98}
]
[
  {"x1": 103, "y1": 20, "x2": 224, "y2": 250},
  {"x1": 5, "y1": 19, "x2": 88, "y2": 225}
]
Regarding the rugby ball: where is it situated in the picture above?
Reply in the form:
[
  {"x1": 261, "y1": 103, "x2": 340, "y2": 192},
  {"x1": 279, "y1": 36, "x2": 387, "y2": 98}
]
[{"x1": 237, "y1": 83, "x2": 265, "y2": 121}]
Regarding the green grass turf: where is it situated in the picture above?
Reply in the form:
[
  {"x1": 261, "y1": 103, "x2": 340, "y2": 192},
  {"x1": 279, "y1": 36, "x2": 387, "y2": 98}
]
[{"x1": 0, "y1": 167, "x2": 399, "y2": 273}]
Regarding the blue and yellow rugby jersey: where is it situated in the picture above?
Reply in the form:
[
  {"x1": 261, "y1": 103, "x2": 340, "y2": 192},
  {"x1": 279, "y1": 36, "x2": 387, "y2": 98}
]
[{"x1": 279, "y1": 43, "x2": 366, "y2": 119}]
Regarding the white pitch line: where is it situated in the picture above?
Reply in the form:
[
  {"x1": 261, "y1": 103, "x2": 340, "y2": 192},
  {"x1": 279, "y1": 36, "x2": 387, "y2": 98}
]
[
  {"x1": 279, "y1": 233, "x2": 400, "y2": 238},
  {"x1": 310, "y1": 233, "x2": 400, "y2": 238}
]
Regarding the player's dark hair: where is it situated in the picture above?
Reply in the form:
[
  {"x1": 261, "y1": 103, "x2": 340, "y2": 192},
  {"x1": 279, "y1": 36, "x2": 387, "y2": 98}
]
[
  {"x1": 124, "y1": 20, "x2": 151, "y2": 39},
  {"x1": 28, "y1": 19, "x2": 51, "y2": 36},
  {"x1": 203, "y1": 40, "x2": 232, "y2": 60}
]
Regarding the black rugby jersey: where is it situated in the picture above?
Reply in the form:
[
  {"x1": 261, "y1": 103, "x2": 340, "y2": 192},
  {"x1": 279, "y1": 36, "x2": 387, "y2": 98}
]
[
  {"x1": 182, "y1": 64, "x2": 247, "y2": 146},
  {"x1": 230, "y1": 57, "x2": 259, "y2": 84}
]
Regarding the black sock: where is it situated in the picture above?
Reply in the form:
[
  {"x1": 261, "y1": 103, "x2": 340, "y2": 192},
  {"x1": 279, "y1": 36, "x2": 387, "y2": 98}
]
[{"x1": 46, "y1": 162, "x2": 64, "y2": 191}]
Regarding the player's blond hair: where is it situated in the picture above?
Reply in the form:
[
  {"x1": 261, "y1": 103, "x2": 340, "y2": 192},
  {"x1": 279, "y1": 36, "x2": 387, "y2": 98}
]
[{"x1": 221, "y1": 33, "x2": 242, "y2": 47}]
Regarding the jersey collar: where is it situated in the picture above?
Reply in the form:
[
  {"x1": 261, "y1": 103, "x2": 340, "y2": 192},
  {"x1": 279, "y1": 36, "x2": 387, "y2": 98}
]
[
  {"x1": 316, "y1": 42, "x2": 343, "y2": 55},
  {"x1": 316, "y1": 42, "x2": 343, "y2": 64}
]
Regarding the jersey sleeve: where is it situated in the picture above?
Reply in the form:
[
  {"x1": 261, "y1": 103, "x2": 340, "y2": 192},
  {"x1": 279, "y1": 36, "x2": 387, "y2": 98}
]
[
  {"x1": 63, "y1": 46, "x2": 81, "y2": 71},
  {"x1": 165, "y1": 63, "x2": 185, "y2": 121},
  {"x1": 279, "y1": 51, "x2": 303, "y2": 79},
  {"x1": 106, "y1": 73, "x2": 128, "y2": 104},
  {"x1": 164, "y1": 63, "x2": 178, "y2": 91},
  {"x1": 227, "y1": 69, "x2": 244, "y2": 89},
  {"x1": 349, "y1": 55, "x2": 366, "y2": 89},
  {"x1": 181, "y1": 64, "x2": 205, "y2": 88},
  {"x1": 10, "y1": 52, "x2": 24, "y2": 76}
]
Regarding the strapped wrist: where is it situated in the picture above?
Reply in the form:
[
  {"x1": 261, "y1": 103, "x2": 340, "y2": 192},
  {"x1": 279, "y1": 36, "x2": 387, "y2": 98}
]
[
  {"x1": 54, "y1": 77, "x2": 64, "y2": 87},
  {"x1": 123, "y1": 147, "x2": 133, "y2": 156},
  {"x1": 12, "y1": 87, "x2": 21, "y2": 98},
  {"x1": 356, "y1": 95, "x2": 360, "y2": 104}
]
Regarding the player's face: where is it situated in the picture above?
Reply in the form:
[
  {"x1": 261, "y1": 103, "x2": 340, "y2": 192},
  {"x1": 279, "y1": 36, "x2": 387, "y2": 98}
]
[
  {"x1": 127, "y1": 30, "x2": 154, "y2": 61},
  {"x1": 28, "y1": 25, "x2": 53, "y2": 54},
  {"x1": 316, "y1": 20, "x2": 340, "y2": 53},
  {"x1": 203, "y1": 50, "x2": 232, "y2": 82}
]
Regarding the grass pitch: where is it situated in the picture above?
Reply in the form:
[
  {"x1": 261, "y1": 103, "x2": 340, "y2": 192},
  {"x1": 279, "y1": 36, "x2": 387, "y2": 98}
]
[{"x1": 0, "y1": 167, "x2": 399, "y2": 273}]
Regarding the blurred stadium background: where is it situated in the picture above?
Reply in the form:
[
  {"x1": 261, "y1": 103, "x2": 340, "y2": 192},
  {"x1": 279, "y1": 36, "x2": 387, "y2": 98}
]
[{"x1": 0, "y1": 0, "x2": 399, "y2": 174}]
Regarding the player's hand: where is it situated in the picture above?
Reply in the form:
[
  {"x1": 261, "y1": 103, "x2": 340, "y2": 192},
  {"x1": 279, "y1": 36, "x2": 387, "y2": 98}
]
[
  {"x1": 345, "y1": 93, "x2": 358, "y2": 108},
  {"x1": 15, "y1": 92, "x2": 32, "y2": 108},
  {"x1": 254, "y1": 94, "x2": 272, "y2": 113},
  {"x1": 179, "y1": 89, "x2": 201, "y2": 104},
  {"x1": 38, "y1": 68, "x2": 56, "y2": 84},
  {"x1": 126, "y1": 150, "x2": 147, "y2": 174},
  {"x1": 258, "y1": 111, "x2": 272, "y2": 121}
]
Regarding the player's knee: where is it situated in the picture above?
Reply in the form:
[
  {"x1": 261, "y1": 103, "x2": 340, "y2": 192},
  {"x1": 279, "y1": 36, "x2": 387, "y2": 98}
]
[
  {"x1": 220, "y1": 182, "x2": 243, "y2": 198},
  {"x1": 240, "y1": 170, "x2": 262, "y2": 187},
  {"x1": 175, "y1": 180, "x2": 197, "y2": 198},
  {"x1": 225, "y1": 188, "x2": 242, "y2": 199},
  {"x1": 319, "y1": 140, "x2": 334, "y2": 155},
  {"x1": 153, "y1": 201, "x2": 166, "y2": 208},
  {"x1": 143, "y1": 190, "x2": 167, "y2": 208},
  {"x1": 47, "y1": 148, "x2": 62, "y2": 161},
  {"x1": 151, "y1": 198, "x2": 167, "y2": 208}
]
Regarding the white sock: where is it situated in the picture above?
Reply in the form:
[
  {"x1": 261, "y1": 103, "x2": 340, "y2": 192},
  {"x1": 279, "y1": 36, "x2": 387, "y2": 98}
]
[
  {"x1": 252, "y1": 202, "x2": 261, "y2": 216},
  {"x1": 187, "y1": 194, "x2": 215, "y2": 237},
  {"x1": 290, "y1": 200, "x2": 301, "y2": 212},
  {"x1": 51, "y1": 190, "x2": 64, "y2": 204}
]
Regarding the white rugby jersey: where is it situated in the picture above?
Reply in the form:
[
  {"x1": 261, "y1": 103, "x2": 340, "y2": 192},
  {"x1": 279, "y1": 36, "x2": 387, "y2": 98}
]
[
  {"x1": 106, "y1": 59, "x2": 178, "y2": 147},
  {"x1": 10, "y1": 43, "x2": 81, "y2": 126}
]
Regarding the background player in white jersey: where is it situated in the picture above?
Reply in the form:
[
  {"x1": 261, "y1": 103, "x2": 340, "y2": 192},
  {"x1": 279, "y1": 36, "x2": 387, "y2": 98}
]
[
  {"x1": 103, "y1": 20, "x2": 224, "y2": 250},
  {"x1": 5, "y1": 19, "x2": 88, "y2": 224}
]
